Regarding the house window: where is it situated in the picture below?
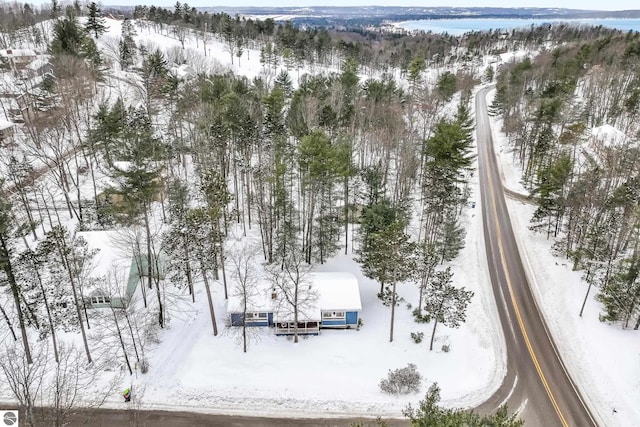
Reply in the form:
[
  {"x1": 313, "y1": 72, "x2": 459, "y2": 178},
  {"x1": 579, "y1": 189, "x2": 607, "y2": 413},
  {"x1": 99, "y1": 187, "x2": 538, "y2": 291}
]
[
  {"x1": 322, "y1": 311, "x2": 345, "y2": 319},
  {"x1": 247, "y1": 312, "x2": 267, "y2": 321},
  {"x1": 90, "y1": 296, "x2": 111, "y2": 304}
]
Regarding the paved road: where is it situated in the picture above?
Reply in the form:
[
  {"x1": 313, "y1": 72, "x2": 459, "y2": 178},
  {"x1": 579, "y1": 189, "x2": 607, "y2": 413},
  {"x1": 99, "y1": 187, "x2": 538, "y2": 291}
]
[
  {"x1": 0, "y1": 404, "x2": 407, "y2": 426},
  {"x1": 474, "y1": 87, "x2": 598, "y2": 427}
]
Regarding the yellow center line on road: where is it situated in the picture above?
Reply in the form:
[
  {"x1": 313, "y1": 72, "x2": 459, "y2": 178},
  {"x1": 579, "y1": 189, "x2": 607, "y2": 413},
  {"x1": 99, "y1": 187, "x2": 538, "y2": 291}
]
[{"x1": 484, "y1": 151, "x2": 569, "y2": 427}]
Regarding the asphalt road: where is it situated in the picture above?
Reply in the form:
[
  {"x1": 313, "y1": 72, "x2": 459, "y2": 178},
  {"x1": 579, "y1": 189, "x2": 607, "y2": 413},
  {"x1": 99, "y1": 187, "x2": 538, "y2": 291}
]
[
  {"x1": 473, "y1": 86, "x2": 598, "y2": 427},
  {"x1": 0, "y1": 404, "x2": 408, "y2": 427}
]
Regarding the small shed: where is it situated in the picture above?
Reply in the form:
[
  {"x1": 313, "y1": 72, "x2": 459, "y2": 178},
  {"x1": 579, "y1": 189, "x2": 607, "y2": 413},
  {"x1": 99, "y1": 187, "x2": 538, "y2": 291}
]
[{"x1": 24, "y1": 58, "x2": 54, "y2": 78}]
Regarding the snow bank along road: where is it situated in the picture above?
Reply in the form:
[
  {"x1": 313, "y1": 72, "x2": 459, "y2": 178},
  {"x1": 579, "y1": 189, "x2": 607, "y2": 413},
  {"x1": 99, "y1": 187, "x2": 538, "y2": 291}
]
[{"x1": 473, "y1": 86, "x2": 598, "y2": 427}]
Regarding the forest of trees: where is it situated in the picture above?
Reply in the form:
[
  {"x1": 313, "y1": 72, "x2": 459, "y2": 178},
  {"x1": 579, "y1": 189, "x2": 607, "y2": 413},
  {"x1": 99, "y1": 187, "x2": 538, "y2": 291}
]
[
  {"x1": 0, "y1": 0, "x2": 639, "y2": 424},
  {"x1": 490, "y1": 29, "x2": 640, "y2": 328}
]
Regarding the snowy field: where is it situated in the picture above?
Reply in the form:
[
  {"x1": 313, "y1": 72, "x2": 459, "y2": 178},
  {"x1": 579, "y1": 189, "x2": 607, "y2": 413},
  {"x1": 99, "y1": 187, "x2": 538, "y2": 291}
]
[{"x1": 488, "y1": 89, "x2": 640, "y2": 427}]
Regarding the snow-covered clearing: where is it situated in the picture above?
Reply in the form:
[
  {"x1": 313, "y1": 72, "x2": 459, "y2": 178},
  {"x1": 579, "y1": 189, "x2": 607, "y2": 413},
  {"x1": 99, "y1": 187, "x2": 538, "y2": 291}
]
[
  {"x1": 488, "y1": 89, "x2": 640, "y2": 427},
  {"x1": 5, "y1": 166, "x2": 502, "y2": 416},
  {"x1": 90, "y1": 200, "x2": 502, "y2": 418}
]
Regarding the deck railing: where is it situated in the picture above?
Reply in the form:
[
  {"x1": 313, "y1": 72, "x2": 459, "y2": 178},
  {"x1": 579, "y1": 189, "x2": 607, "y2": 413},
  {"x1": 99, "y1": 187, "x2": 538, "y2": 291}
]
[{"x1": 274, "y1": 322, "x2": 320, "y2": 335}]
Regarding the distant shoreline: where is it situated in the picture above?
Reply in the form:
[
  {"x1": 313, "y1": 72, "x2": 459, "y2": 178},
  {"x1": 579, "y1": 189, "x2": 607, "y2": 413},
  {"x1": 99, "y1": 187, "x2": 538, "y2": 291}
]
[{"x1": 391, "y1": 17, "x2": 640, "y2": 35}]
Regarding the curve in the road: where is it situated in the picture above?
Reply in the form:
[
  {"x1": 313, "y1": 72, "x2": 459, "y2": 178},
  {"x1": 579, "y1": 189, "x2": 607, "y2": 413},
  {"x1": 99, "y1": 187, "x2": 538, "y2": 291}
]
[{"x1": 474, "y1": 86, "x2": 598, "y2": 427}]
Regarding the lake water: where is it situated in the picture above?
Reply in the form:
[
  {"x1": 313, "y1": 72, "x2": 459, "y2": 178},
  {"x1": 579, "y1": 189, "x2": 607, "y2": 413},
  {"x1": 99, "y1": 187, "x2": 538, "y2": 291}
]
[{"x1": 397, "y1": 18, "x2": 640, "y2": 35}]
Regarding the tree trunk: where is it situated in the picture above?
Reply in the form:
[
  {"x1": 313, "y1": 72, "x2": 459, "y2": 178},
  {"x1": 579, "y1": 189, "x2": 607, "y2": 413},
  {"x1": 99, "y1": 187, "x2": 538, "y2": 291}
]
[
  {"x1": 0, "y1": 303, "x2": 17, "y2": 342},
  {"x1": 202, "y1": 269, "x2": 218, "y2": 336},
  {"x1": 389, "y1": 276, "x2": 397, "y2": 343},
  {"x1": 61, "y1": 246, "x2": 92, "y2": 363},
  {"x1": 0, "y1": 237, "x2": 32, "y2": 364},
  {"x1": 144, "y1": 211, "x2": 153, "y2": 291},
  {"x1": 294, "y1": 282, "x2": 299, "y2": 344},
  {"x1": 418, "y1": 276, "x2": 426, "y2": 313},
  {"x1": 242, "y1": 293, "x2": 247, "y2": 353},
  {"x1": 155, "y1": 275, "x2": 164, "y2": 329},
  {"x1": 344, "y1": 175, "x2": 349, "y2": 254},
  {"x1": 112, "y1": 308, "x2": 133, "y2": 375},
  {"x1": 220, "y1": 243, "x2": 228, "y2": 300},
  {"x1": 33, "y1": 265, "x2": 59, "y2": 363},
  {"x1": 184, "y1": 239, "x2": 194, "y2": 303},
  {"x1": 429, "y1": 318, "x2": 439, "y2": 351}
]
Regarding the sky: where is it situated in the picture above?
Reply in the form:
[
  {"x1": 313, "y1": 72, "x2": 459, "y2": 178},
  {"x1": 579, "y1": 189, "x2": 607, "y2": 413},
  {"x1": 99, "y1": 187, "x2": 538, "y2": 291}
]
[{"x1": 100, "y1": 0, "x2": 639, "y2": 11}]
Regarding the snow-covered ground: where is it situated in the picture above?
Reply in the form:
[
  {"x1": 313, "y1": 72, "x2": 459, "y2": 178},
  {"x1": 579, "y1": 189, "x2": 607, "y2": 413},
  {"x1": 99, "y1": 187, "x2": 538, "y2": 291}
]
[
  {"x1": 488, "y1": 89, "x2": 640, "y2": 427},
  {"x1": 74, "y1": 19, "x2": 509, "y2": 419},
  {"x1": 1, "y1": 15, "x2": 637, "y2": 425},
  {"x1": 0, "y1": 17, "x2": 506, "y2": 419},
  {"x1": 97, "y1": 204, "x2": 503, "y2": 418}
]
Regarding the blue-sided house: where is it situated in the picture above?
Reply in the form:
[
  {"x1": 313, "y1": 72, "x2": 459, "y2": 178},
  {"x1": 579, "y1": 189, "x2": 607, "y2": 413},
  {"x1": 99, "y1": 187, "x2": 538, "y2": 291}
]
[{"x1": 227, "y1": 272, "x2": 362, "y2": 336}]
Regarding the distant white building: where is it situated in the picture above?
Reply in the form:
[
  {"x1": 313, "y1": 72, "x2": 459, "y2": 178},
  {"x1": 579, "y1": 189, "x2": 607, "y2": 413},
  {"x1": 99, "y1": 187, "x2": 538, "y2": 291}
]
[
  {"x1": 24, "y1": 57, "x2": 54, "y2": 78},
  {"x1": 170, "y1": 64, "x2": 196, "y2": 80},
  {"x1": 587, "y1": 124, "x2": 635, "y2": 159}
]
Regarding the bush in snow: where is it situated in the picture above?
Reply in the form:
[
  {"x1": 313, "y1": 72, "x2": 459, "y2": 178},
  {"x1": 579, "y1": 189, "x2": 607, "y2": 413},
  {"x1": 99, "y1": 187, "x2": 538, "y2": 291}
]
[
  {"x1": 411, "y1": 331, "x2": 424, "y2": 344},
  {"x1": 379, "y1": 363, "x2": 422, "y2": 395},
  {"x1": 412, "y1": 308, "x2": 430, "y2": 323}
]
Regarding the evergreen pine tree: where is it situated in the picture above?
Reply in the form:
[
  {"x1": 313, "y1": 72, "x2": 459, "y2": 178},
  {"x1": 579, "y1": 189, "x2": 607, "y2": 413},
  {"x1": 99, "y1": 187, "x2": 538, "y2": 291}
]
[
  {"x1": 119, "y1": 18, "x2": 137, "y2": 69},
  {"x1": 85, "y1": 2, "x2": 107, "y2": 39},
  {"x1": 423, "y1": 267, "x2": 473, "y2": 350}
]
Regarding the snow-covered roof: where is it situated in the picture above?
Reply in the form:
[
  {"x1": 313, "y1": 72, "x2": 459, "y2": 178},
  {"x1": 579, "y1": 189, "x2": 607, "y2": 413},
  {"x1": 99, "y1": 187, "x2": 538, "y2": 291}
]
[
  {"x1": 312, "y1": 272, "x2": 362, "y2": 312},
  {"x1": 76, "y1": 230, "x2": 130, "y2": 280},
  {"x1": 171, "y1": 63, "x2": 196, "y2": 79},
  {"x1": 112, "y1": 161, "x2": 134, "y2": 172},
  {"x1": 0, "y1": 119, "x2": 14, "y2": 131},
  {"x1": 227, "y1": 272, "x2": 361, "y2": 316},
  {"x1": 590, "y1": 124, "x2": 626, "y2": 147},
  {"x1": 228, "y1": 285, "x2": 275, "y2": 314},
  {"x1": 26, "y1": 57, "x2": 51, "y2": 71},
  {"x1": 0, "y1": 49, "x2": 36, "y2": 58}
]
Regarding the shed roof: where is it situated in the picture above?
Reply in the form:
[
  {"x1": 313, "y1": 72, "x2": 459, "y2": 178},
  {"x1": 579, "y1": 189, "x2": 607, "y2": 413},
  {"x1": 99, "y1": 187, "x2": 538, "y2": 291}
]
[
  {"x1": 26, "y1": 58, "x2": 51, "y2": 71},
  {"x1": 591, "y1": 124, "x2": 626, "y2": 147}
]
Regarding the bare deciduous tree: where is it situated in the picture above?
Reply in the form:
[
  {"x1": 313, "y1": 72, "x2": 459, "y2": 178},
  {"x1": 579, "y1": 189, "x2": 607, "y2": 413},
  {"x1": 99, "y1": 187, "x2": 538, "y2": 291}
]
[
  {"x1": 228, "y1": 244, "x2": 261, "y2": 353},
  {"x1": 42, "y1": 343, "x2": 120, "y2": 427},
  {"x1": 267, "y1": 245, "x2": 317, "y2": 344},
  {"x1": 0, "y1": 342, "x2": 47, "y2": 427}
]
